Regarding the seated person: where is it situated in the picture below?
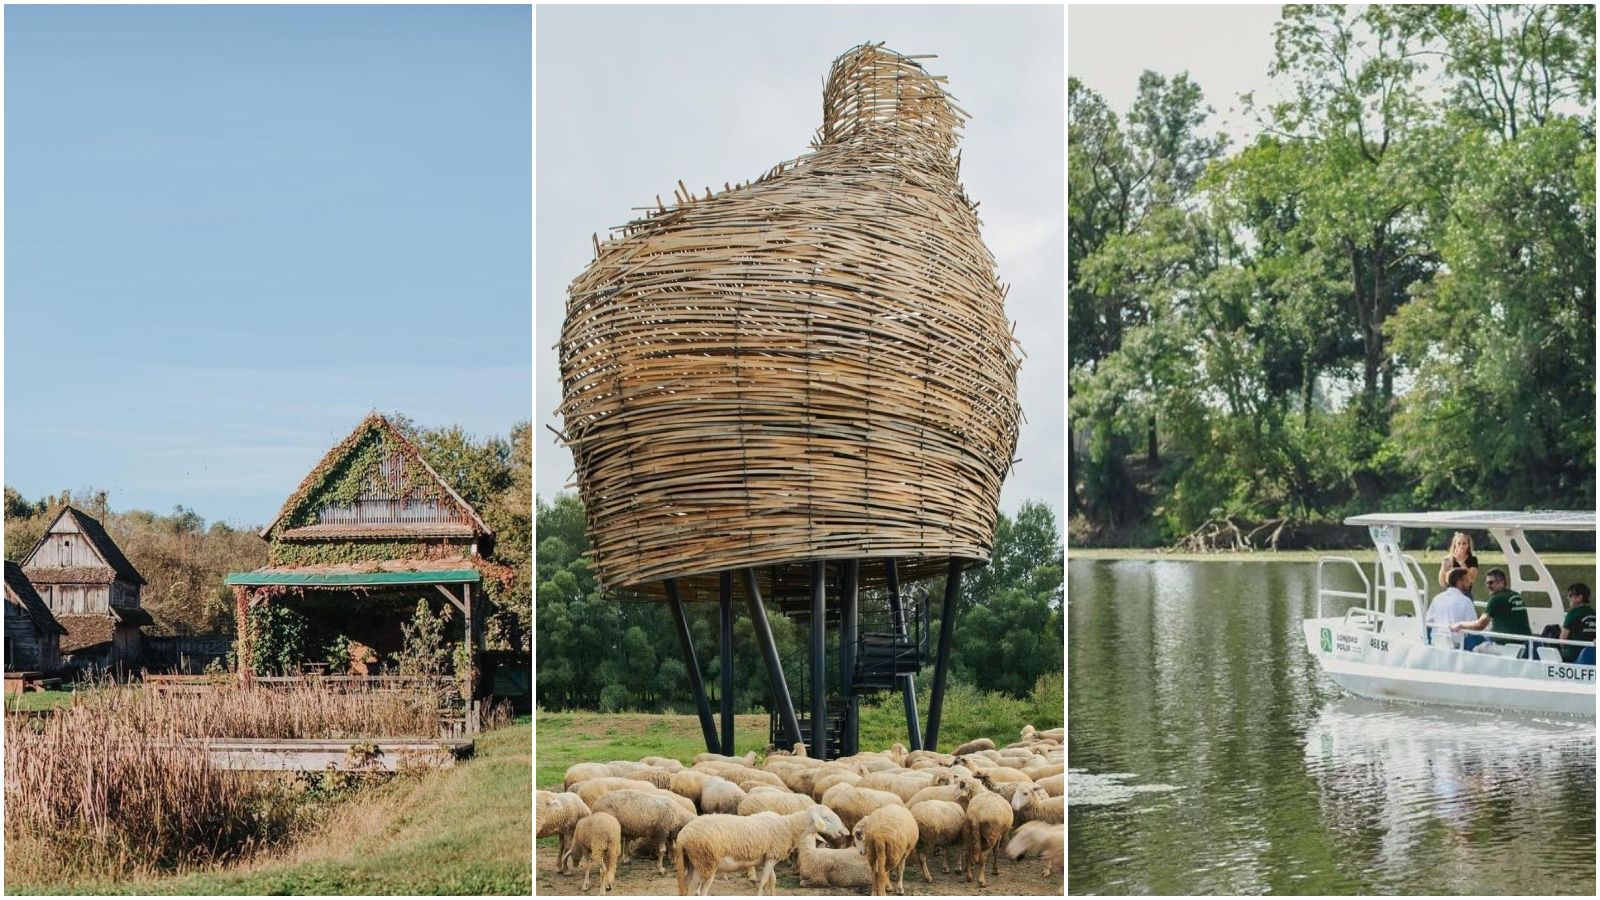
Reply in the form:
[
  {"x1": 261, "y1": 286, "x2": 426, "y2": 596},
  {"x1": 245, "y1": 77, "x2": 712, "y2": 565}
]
[
  {"x1": 1426, "y1": 568, "x2": 1478, "y2": 649},
  {"x1": 1450, "y1": 568, "x2": 1532, "y2": 650},
  {"x1": 1560, "y1": 582, "x2": 1596, "y2": 664}
]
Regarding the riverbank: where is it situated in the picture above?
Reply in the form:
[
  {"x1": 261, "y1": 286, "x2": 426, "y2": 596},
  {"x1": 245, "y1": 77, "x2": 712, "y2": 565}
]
[{"x1": 1070, "y1": 548, "x2": 1598, "y2": 566}]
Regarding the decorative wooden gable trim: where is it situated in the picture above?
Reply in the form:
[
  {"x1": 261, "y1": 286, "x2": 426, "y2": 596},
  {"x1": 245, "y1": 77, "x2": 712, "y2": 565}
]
[{"x1": 261, "y1": 413, "x2": 492, "y2": 542}]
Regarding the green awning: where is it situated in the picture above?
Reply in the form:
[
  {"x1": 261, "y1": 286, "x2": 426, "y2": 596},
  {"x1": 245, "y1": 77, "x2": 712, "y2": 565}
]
[{"x1": 224, "y1": 570, "x2": 480, "y2": 587}]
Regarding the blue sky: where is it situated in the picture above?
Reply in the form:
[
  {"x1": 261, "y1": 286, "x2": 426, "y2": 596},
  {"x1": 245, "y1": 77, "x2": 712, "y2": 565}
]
[{"x1": 4, "y1": 4, "x2": 531, "y2": 527}]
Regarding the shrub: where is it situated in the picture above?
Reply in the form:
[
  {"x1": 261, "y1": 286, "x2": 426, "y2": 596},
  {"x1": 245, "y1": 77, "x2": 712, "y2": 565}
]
[{"x1": 598, "y1": 684, "x2": 632, "y2": 713}]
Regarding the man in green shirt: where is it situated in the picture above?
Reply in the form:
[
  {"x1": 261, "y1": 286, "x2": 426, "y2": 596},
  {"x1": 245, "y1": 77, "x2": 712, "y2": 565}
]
[{"x1": 1450, "y1": 568, "x2": 1532, "y2": 648}]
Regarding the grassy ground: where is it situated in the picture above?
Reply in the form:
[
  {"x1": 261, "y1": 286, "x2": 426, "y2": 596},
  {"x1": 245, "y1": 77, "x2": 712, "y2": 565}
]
[
  {"x1": 4, "y1": 688, "x2": 78, "y2": 712},
  {"x1": 1069, "y1": 547, "x2": 1598, "y2": 565},
  {"x1": 536, "y1": 711, "x2": 771, "y2": 790},
  {"x1": 9, "y1": 718, "x2": 532, "y2": 895}
]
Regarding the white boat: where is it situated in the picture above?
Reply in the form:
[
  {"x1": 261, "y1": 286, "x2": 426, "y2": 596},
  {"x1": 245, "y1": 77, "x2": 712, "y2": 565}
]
[{"x1": 1304, "y1": 511, "x2": 1596, "y2": 717}]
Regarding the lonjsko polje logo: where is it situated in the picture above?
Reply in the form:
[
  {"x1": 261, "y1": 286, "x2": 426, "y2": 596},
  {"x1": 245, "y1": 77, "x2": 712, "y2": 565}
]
[{"x1": 1320, "y1": 628, "x2": 1333, "y2": 653}]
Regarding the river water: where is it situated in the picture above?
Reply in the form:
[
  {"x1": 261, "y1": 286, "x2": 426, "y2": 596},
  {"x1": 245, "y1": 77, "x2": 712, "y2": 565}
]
[{"x1": 1068, "y1": 558, "x2": 1596, "y2": 895}]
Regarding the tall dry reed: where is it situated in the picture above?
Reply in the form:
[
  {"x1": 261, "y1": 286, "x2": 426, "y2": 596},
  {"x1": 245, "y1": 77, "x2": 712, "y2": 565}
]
[{"x1": 4, "y1": 681, "x2": 441, "y2": 882}]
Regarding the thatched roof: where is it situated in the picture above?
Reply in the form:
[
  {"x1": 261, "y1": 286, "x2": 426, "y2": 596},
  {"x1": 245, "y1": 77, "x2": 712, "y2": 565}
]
[{"x1": 558, "y1": 44, "x2": 1021, "y2": 599}]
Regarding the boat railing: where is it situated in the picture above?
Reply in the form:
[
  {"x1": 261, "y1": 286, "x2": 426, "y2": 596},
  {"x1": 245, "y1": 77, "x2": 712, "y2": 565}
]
[
  {"x1": 1442, "y1": 627, "x2": 1598, "y2": 661},
  {"x1": 1316, "y1": 556, "x2": 1372, "y2": 619}
]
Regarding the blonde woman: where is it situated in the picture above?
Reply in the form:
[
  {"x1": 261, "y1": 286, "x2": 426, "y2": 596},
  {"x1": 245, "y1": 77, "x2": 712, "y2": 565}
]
[{"x1": 1436, "y1": 532, "x2": 1479, "y2": 597}]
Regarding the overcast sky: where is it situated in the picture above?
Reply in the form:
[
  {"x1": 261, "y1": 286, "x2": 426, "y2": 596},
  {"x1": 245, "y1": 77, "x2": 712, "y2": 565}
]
[
  {"x1": 536, "y1": 5, "x2": 1064, "y2": 522},
  {"x1": 1069, "y1": 4, "x2": 1284, "y2": 142}
]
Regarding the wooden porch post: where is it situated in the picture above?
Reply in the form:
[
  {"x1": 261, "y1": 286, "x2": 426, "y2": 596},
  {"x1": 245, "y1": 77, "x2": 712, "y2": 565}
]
[
  {"x1": 233, "y1": 585, "x2": 253, "y2": 686},
  {"x1": 463, "y1": 582, "x2": 477, "y2": 701}
]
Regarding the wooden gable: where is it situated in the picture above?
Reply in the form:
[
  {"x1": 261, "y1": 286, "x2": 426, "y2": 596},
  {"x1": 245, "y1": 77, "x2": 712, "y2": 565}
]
[
  {"x1": 262, "y1": 414, "x2": 492, "y2": 549},
  {"x1": 21, "y1": 506, "x2": 145, "y2": 586}
]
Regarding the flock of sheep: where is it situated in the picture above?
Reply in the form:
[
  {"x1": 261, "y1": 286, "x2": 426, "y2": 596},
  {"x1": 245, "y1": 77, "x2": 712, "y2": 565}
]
[{"x1": 537, "y1": 725, "x2": 1065, "y2": 896}]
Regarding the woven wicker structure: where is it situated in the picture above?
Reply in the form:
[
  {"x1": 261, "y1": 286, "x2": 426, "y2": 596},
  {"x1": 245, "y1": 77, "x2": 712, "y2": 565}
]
[{"x1": 558, "y1": 44, "x2": 1022, "y2": 601}]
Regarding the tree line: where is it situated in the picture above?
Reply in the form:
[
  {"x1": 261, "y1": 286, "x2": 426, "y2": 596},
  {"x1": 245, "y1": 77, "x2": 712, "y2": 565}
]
[
  {"x1": 535, "y1": 494, "x2": 1064, "y2": 713},
  {"x1": 1070, "y1": 5, "x2": 1595, "y2": 546},
  {"x1": 4, "y1": 417, "x2": 533, "y2": 649}
]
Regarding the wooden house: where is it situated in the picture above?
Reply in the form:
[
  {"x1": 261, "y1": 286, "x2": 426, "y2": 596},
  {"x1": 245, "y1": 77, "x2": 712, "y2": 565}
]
[
  {"x1": 227, "y1": 413, "x2": 493, "y2": 687},
  {"x1": 21, "y1": 506, "x2": 155, "y2": 671},
  {"x1": 4, "y1": 561, "x2": 64, "y2": 672}
]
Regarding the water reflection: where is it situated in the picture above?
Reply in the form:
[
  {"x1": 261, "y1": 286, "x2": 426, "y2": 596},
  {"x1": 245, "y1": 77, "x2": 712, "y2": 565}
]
[
  {"x1": 1068, "y1": 559, "x2": 1597, "y2": 896},
  {"x1": 1303, "y1": 698, "x2": 1595, "y2": 890}
]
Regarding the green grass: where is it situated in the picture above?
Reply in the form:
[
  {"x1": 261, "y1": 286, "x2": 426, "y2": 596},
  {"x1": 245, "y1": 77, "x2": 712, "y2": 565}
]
[
  {"x1": 3, "y1": 688, "x2": 76, "y2": 712},
  {"x1": 1070, "y1": 547, "x2": 1598, "y2": 566},
  {"x1": 9, "y1": 718, "x2": 532, "y2": 896},
  {"x1": 535, "y1": 711, "x2": 770, "y2": 790}
]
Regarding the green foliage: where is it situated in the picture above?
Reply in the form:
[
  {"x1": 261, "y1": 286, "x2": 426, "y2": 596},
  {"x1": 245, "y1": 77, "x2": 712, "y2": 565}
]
[
  {"x1": 537, "y1": 493, "x2": 1064, "y2": 711},
  {"x1": 1070, "y1": 5, "x2": 1595, "y2": 541},
  {"x1": 268, "y1": 540, "x2": 473, "y2": 567},
  {"x1": 398, "y1": 600, "x2": 453, "y2": 679},
  {"x1": 323, "y1": 634, "x2": 352, "y2": 675},
  {"x1": 248, "y1": 604, "x2": 312, "y2": 677}
]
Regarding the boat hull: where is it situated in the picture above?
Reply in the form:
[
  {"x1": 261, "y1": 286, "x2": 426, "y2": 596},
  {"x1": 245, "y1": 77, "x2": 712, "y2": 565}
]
[{"x1": 1302, "y1": 618, "x2": 1596, "y2": 718}]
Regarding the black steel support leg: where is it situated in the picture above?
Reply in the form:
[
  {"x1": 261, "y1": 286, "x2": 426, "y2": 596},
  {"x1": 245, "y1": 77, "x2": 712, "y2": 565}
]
[
  {"x1": 923, "y1": 558, "x2": 963, "y2": 752},
  {"x1": 810, "y1": 561, "x2": 826, "y2": 759},
  {"x1": 840, "y1": 560, "x2": 859, "y2": 757},
  {"x1": 719, "y1": 570, "x2": 735, "y2": 755},
  {"x1": 665, "y1": 579, "x2": 719, "y2": 753},
  {"x1": 743, "y1": 569, "x2": 804, "y2": 748},
  {"x1": 885, "y1": 559, "x2": 922, "y2": 750}
]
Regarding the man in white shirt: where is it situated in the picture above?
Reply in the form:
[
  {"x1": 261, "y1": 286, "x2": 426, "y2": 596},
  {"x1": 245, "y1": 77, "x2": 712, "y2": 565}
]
[{"x1": 1426, "y1": 567, "x2": 1479, "y2": 649}]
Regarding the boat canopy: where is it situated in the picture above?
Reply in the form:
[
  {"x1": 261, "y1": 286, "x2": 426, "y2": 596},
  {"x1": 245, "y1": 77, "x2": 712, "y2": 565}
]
[{"x1": 1344, "y1": 511, "x2": 1595, "y2": 532}]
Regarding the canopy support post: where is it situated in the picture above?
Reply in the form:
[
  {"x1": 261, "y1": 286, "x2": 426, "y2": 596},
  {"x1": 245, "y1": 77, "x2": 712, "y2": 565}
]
[
  {"x1": 233, "y1": 585, "x2": 253, "y2": 687},
  {"x1": 665, "y1": 579, "x2": 720, "y2": 753},
  {"x1": 885, "y1": 559, "x2": 921, "y2": 750},
  {"x1": 810, "y1": 561, "x2": 827, "y2": 759},
  {"x1": 924, "y1": 558, "x2": 963, "y2": 752},
  {"x1": 719, "y1": 570, "x2": 735, "y2": 755},
  {"x1": 744, "y1": 568, "x2": 803, "y2": 749}
]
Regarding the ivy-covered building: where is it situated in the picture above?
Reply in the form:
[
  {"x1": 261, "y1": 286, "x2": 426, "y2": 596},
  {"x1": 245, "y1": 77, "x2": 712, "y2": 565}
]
[{"x1": 226, "y1": 413, "x2": 493, "y2": 701}]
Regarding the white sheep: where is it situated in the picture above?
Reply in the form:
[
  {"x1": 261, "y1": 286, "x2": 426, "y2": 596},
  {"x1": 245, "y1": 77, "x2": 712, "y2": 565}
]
[
  {"x1": 572, "y1": 776, "x2": 660, "y2": 808},
  {"x1": 857, "y1": 769, "x2": 935, "y2": 802},
  {"x1": 964, "y1": 789, "x2": 1013, "y2": 887},
  {"x1": 852, "y1": 804, "x2": 920, "y2": 896},
  {"x1": 951, "y1": 736, "x2": 996, "y2": 756},
  {"x1": 1005, "y1": 820, "x2": 1064, "y2": 876},
  {"x1": 668, "y1": 769, "x2": 712, "y2": 809},
  {"x1": 1036, "y1": 772, "x2": 1064, "y2": 797},
  {"x1": 693, "y1": 749, "x2": 758, "y2": 767},
  {"x1": 568, "y1": 811, "x2": 622, "y2": 892},
  {"x1": 1011, "y1": 782, "x2": 1064, "y2": 825},
  {"x1": 698, "y1": 775, "x2": 748, "y2": 815},
  {"x1": 737, "y1": 790, "x2": 816, "y2": 817},
  {"x1": 673, "y1": 805, "x2": 848, "y2": 895},
  {"x1": 641, "y1": 755, "x2": 685, "y2": 772},
  {"x1": 536, "y1": 790, "x2": 592, "y2": 875},
  {"x1": 811, "y1": 768, "x2": 862, "y2": 801},
  {"x1": 907, "y1": 799, "x2": 967, "y2": 882},
  {"x1": 795, "y1": 831, "x2": 874, "y2": 889},
  {"x1": 590, "y1": 789, "x2": 697, "y2": 875},
  {"x1": 821, "y1": 783, "x2": 906, "y2": 830}
]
